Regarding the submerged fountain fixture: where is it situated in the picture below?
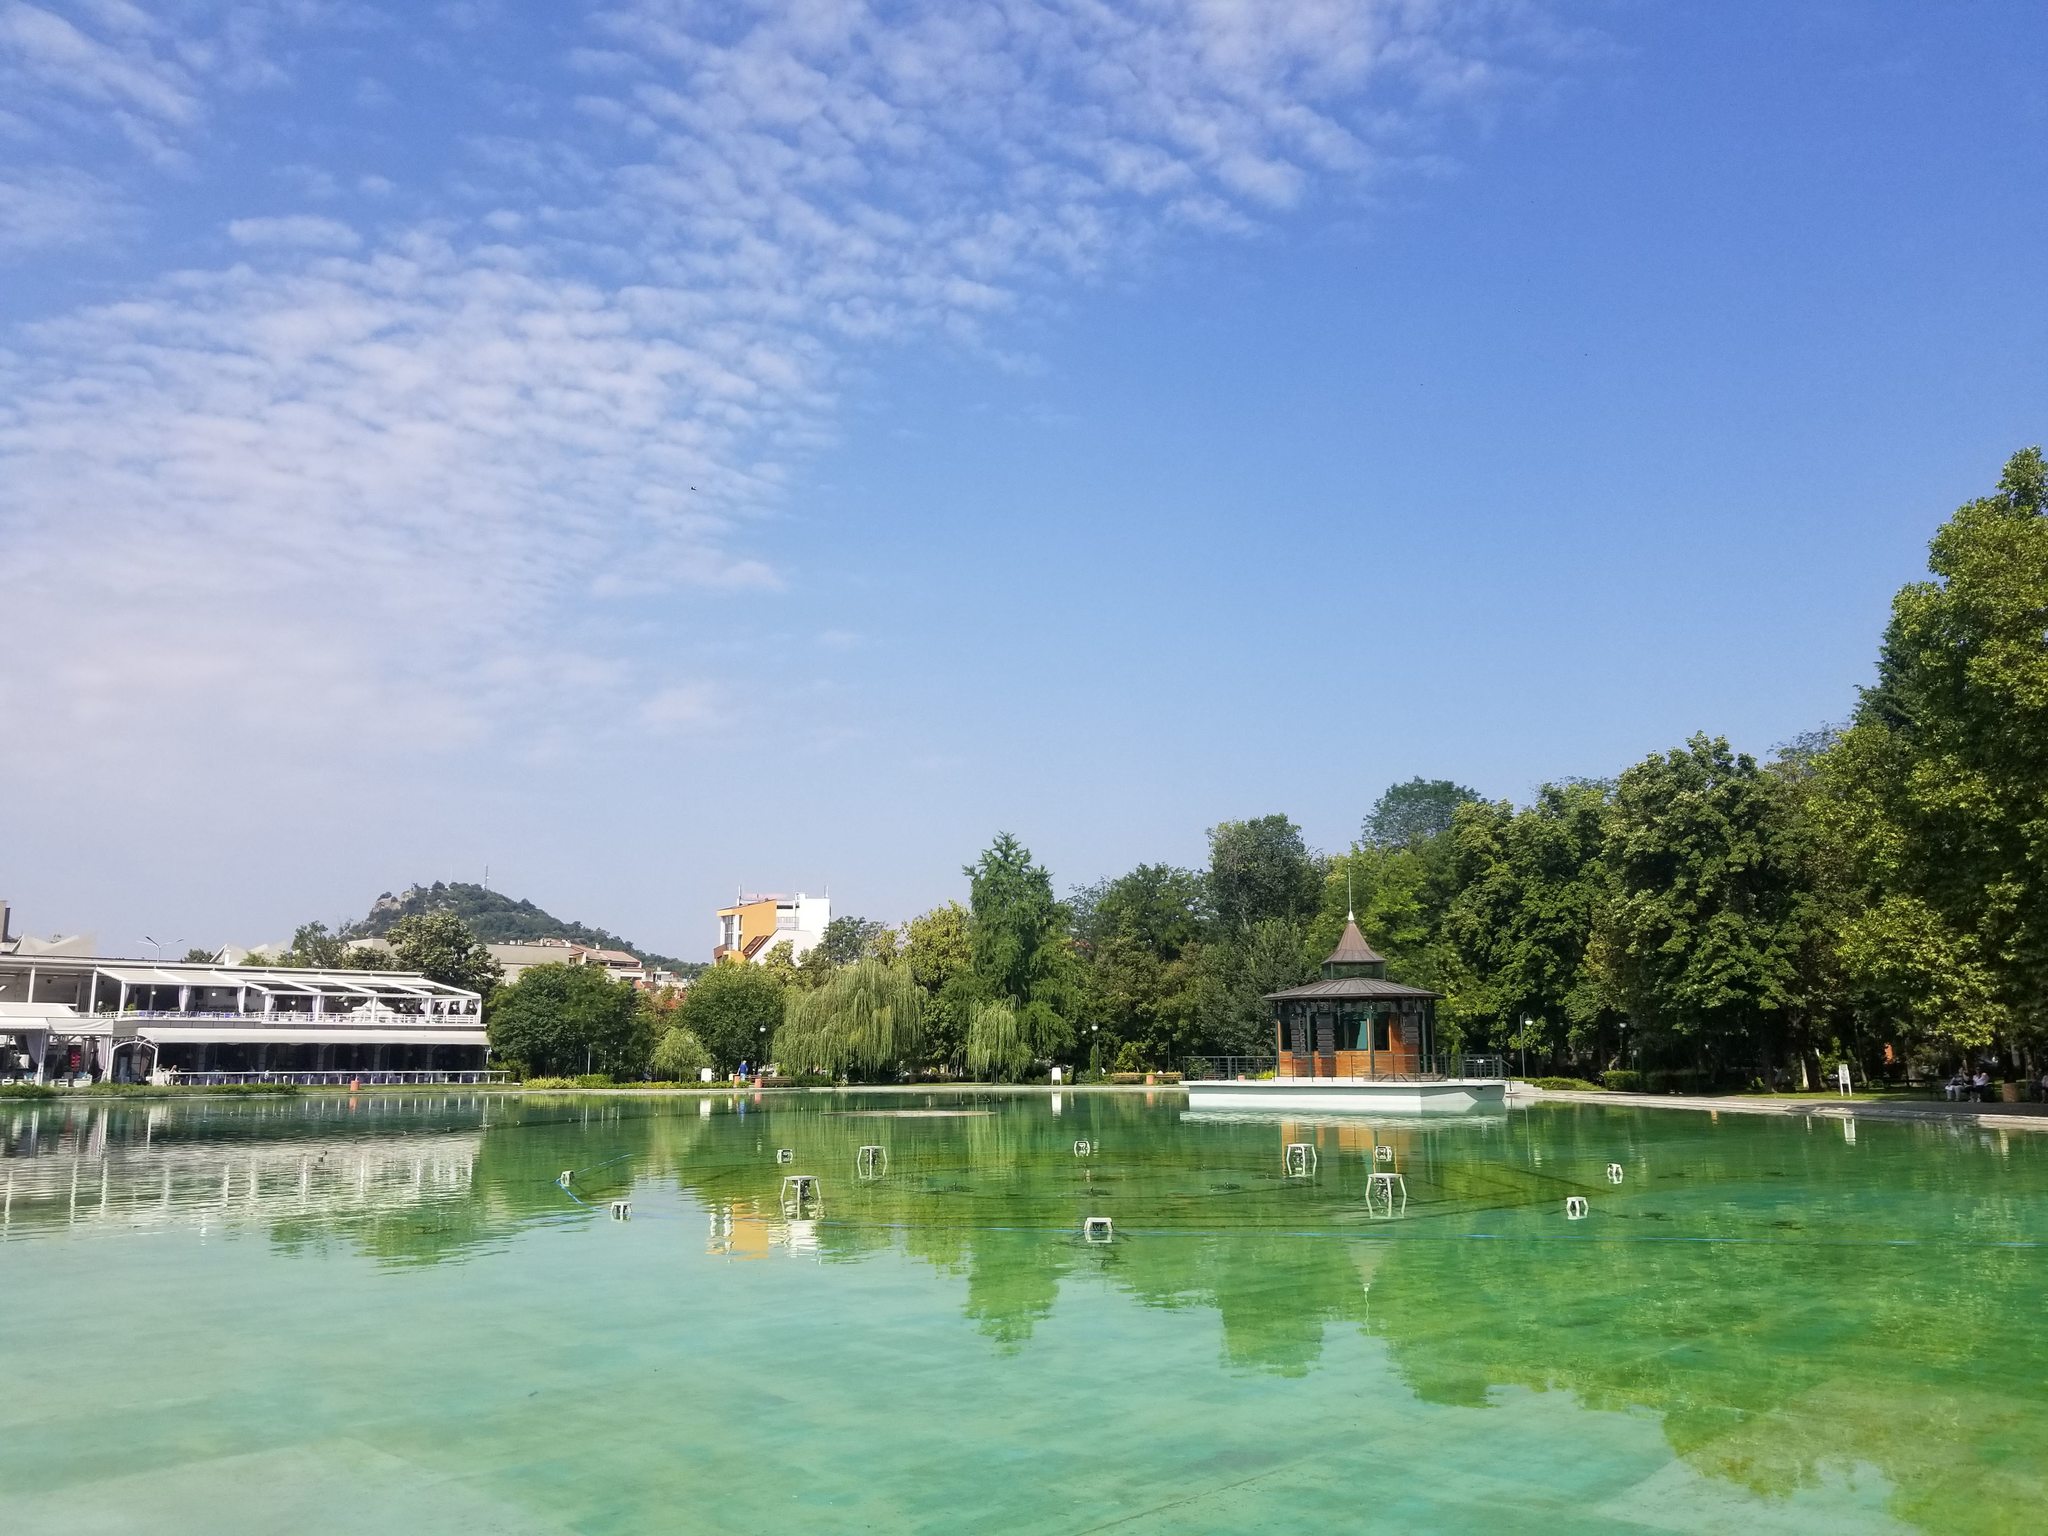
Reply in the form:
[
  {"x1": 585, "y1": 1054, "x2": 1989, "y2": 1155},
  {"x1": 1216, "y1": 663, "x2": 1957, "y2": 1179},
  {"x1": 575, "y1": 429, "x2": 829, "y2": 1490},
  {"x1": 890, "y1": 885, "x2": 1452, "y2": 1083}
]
[
  {"x1": 1285, "y1": 1142, "x2": 1317, "y2": 1178},
  {"x1": 1074, "y1": 1140, "x2": 1094, "y2": 1157},
  {"x1": 1374, "y1": 1145, "x2": 1395, "y2": 1164},
  {"x1": 1565, "y1": 1196, "x2": 1589, "y2": 1219},
  {"x1": 857, "y1": 1145, "x2": 887, "y2": 1179},
  {"x1": 1083, "y1": 1216, "x2": 1113, "y2": 1243},
  {"x1": 776, "y1": 1148, "x2": 794, "y2": 1164},
  {"x1": 609, "y1": 1199, "x2": 631, "y2": 1220},
  {"x1": 781, "y1": 1174, "x2": 821, "y2": 1215},
  {"x1": 1365, "y1": 1170, "x2": 1407, "y2": 1218},
  {"x1": 1606, "y1": 1163, "x2": 1625, "y2": 1183},
  {"x1": 557, "y1": 1170, "x2": 573, "y2": 1188}
]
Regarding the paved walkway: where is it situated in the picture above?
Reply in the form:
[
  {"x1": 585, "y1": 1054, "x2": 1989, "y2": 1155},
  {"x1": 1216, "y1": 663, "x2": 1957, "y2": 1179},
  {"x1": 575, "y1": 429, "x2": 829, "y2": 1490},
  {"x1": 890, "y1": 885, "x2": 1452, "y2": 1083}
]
[{"x1": 1534, "y1": 1087, "x2": 2048, "y2": 1132}]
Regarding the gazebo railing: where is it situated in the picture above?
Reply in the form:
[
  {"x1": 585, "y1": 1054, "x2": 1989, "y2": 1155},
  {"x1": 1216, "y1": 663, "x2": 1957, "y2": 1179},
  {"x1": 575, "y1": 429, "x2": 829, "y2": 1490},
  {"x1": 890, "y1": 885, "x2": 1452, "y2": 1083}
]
[{"x1": 1181, "y1": 1057, "x2": 1280, "y2": 1081}]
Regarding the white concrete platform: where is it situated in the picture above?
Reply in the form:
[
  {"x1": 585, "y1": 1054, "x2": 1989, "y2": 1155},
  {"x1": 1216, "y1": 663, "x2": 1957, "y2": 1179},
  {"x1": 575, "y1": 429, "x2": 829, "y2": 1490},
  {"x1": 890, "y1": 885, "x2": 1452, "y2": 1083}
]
[{"x1": 1182, "y1": 1076, "x2": 1508, "y2": 1114}]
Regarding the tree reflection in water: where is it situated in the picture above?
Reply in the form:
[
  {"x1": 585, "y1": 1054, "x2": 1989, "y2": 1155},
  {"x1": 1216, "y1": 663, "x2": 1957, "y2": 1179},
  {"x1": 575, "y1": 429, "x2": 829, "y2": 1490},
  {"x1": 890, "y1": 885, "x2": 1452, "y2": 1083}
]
[{"x1": 6, "y1": 1092, "x2": 2043, "y2": 1527}]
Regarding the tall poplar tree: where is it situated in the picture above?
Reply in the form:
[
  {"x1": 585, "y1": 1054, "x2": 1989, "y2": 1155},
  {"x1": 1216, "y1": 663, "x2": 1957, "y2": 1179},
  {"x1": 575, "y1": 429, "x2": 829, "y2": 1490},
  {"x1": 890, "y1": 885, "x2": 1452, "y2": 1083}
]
[{"x1": 966, "y1": 833, "x2": 1076, "y2": 1064}]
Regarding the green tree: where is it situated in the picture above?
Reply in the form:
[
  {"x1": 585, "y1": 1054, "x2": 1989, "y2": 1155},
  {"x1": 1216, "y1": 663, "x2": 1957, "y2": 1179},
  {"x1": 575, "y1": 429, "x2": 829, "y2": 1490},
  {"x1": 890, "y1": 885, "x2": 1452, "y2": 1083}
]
[
  {"x1": 815, "y1": 915, "x2": 888, "y2": 967},
  {"x1": 180, "y1": 946, "x2": 216, "y2": 963},
  {"x1": 1309, "y1": 842, "x2": 1456, "y2": 986},
  {"x1": 1820, "y1": 446, "x2": 2048, "y2": 1057},
  {"x1": 1206, "y1": 815, "x2": 1324, "y2": 931},
  {"x1": 1193, "y1": 917, "x2": 1313, "y2": 1059},
  {"x1": 251, "y1": 923, "x2": 398, "y2": 970},
  {"x1": 1439, "y1": 782, "x2": 1618, "y2": 1069},
  {"x1": 388, "y1": 910, "x2": 503, "y2": 995},
  {"x1": 258, "y1": 922, "x2": 350, "y2": 968},
  {"x1": 966, "y1": 834, "x2": 1079, "y2": 1060},
  {"x1": 681, "y1": 961, "x2": 784, "y2": 1072},
  {"x1": 487, "y1": 962, "x2": 650, "y2": 1078},
  {"x1": 1072, "y1": 865, "x2": 1208, "y2": 1068},
  {"x1": 649, "y1": 1025, "x2": 713, "y2": 1082},
  {"x1": 778, "y1": 959, "x2": 925, "y2": 1080},
  {"x1": 1598, "y1": 735, "x2": 1815, "y2": 1081},
  {"x1": 1364, "y1": 777, "x2": 1483, "y2": 849},
  {"x1": 904, "y1": 902, "x2": 975, "y2": 1067},
  {"x1": 968, "y1": 833, "x2": 1060, "y2": 1002},
  {"x1": 756, "y1": 941, "x2": 803, "y2": 989},
  {"x1": 794, "y1": 942, "x2": 838, "y2": 991},
  {"x1": 966, "y1": 998, "x2": 1034, "y2": 1081}
]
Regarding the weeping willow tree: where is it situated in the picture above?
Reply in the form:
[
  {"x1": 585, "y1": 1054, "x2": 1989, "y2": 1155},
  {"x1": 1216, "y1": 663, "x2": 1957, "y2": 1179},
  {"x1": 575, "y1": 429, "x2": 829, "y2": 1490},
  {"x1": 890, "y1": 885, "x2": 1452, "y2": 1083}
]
[
  {"x1": 967, "y1": 999, "x2": 1034, "y2": 1082},
  {"x1": 778, "y1": 959, "x2": 925, "y2": 1080}
]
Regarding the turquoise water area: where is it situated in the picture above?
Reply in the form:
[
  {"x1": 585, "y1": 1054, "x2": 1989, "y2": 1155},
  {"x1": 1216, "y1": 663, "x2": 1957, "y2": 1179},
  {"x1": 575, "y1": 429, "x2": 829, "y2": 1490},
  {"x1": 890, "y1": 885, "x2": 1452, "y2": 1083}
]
[{"x1": 3, "y1": 1090, "x2": 2044, "y2": 1534}]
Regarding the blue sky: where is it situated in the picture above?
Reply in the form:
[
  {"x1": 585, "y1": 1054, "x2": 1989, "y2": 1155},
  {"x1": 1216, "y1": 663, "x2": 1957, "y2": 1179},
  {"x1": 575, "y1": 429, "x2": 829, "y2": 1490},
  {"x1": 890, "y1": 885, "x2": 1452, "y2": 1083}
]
[{"x1": 3, "y1": 0, "x2": 2044, "y2": 959}]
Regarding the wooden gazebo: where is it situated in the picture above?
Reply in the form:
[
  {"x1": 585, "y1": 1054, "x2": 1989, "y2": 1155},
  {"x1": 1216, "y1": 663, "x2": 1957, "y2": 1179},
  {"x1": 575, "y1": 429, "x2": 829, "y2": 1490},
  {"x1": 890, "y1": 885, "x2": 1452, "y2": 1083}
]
[{"x1": 1266, "y1": 915, "x2": 1439, "y2": 1078}]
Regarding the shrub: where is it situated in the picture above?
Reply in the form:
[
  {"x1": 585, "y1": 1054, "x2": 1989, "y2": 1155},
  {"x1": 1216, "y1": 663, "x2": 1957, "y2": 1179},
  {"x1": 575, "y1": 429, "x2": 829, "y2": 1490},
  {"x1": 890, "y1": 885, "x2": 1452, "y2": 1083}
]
[
  {"x1": 0, "y1": 1083, "x2": 57, "y2": 1100},
  {"x1": 520, "y1": 1076, "x2": 579, "y2": 1089},
  {"x1": 650, "y1": 1026, "x2": 713, "y2": 1082},
  {"x1": 572, "y1": 1073, "x2": 613, "y2": 1088},
  {"x1": 1644, "y1": 1068, "x2": 1707, "y2": 1094},
  {"x1": 1530, "y1": 1076, "x2": 1600, "y2": 1091},
  {"x1": 1602, "y1": 1070, "x2": 1645, "y2": 1092},
  {"x1": 204, "y1": 1083, "x2": 300, "y2": 1096}
]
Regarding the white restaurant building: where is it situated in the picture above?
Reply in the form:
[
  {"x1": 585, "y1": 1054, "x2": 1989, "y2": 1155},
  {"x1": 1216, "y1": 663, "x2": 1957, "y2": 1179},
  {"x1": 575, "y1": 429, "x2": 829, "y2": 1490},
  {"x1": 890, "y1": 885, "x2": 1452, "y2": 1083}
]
[{"x1": 0, "y1": 947, "x2": 488, "y2": 1084}]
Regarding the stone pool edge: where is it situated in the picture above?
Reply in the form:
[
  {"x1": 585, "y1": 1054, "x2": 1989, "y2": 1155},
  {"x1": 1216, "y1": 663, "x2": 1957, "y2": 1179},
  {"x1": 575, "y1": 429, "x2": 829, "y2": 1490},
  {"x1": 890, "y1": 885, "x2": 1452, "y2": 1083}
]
[{"x1": 1534, "y1": 1088, "x2": 2048, "y2": 1133}]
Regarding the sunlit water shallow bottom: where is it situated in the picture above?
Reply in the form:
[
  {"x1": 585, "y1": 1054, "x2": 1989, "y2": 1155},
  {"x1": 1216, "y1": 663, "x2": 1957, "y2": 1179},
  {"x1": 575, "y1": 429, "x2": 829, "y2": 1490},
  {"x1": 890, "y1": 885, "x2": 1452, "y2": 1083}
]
[{"x1": 3, "y1": 1090, "x2": 2044, "y2": 1534}]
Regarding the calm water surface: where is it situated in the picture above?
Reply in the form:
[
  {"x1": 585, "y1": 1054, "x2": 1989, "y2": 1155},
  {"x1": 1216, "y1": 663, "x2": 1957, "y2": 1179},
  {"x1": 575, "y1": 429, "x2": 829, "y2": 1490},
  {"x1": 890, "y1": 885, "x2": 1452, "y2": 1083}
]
[{"x1": 2, "y1": 1090, "x2": 2043, "y2": 1534}]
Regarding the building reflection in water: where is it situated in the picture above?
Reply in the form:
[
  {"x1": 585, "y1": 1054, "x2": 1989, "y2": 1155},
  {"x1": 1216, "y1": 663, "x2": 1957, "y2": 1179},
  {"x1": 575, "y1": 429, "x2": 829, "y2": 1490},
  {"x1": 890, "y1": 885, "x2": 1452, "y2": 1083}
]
[{"x1": 2, "y1": 1099, "x2": 485, "y2": 1240}]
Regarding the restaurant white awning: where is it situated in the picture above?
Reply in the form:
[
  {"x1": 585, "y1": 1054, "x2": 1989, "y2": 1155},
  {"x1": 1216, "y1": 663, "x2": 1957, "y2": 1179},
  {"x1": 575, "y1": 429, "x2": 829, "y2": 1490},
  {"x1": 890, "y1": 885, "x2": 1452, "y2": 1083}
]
[
  {"x1": 98, "y1": 965, "x2": 190, "y2": 987},
  {"x1": 136, "y1": 1026, "x2": 489, "y2": 1046}
]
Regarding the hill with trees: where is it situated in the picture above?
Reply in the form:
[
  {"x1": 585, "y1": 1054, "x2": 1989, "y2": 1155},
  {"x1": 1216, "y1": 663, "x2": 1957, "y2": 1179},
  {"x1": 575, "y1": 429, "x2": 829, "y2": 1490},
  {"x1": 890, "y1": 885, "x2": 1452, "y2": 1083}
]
[{"x1": 343, "y1": 882, "x2": 694, "y2": 974}]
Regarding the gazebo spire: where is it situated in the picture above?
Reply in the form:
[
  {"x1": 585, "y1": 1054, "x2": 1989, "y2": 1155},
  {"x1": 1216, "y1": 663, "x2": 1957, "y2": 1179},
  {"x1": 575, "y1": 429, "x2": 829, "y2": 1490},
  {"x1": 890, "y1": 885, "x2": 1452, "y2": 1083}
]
[{"x1": 1324, "y1": 917, "x2": 1385, "y2": 966}]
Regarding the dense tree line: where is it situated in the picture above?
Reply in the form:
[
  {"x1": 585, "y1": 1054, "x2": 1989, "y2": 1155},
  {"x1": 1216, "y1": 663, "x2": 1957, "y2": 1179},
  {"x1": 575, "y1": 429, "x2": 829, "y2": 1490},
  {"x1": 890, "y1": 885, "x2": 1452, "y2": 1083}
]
[{"x1": 495, "y1": 449, "x2": 2046, "y2": 1087}]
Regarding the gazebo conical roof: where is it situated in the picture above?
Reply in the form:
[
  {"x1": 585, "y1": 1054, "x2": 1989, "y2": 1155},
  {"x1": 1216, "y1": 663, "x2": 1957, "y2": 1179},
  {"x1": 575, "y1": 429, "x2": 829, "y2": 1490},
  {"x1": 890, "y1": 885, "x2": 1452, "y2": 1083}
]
[{"x1": 1325, "y1": 916, "x2": 1385, "y2": 968}]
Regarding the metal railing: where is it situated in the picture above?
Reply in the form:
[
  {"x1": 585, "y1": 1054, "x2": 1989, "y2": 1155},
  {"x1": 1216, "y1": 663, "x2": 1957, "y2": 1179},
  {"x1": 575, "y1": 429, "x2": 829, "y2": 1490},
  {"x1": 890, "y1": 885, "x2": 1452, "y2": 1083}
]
[
  {"x1": 106, "y1": 1009, "x2": 479, "y2": 1025},
  {"x1": 1182, "y1": 1054, "x2": 1509, "y2": 1083},
  {"x1": 1180, "y1": 1057, "x2": 1280, "y2": 1081},
  {"x1": 161, "y1": 1070, "x2": 510, "y2": 1086}
]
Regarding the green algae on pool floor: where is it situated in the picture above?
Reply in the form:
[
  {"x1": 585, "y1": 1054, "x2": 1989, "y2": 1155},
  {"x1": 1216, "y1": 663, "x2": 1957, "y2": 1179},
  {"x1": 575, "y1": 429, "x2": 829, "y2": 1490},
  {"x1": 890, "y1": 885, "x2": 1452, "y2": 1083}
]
[{"x1": 3, "y1": 1092, "x2": 2043, "y2": 1534}]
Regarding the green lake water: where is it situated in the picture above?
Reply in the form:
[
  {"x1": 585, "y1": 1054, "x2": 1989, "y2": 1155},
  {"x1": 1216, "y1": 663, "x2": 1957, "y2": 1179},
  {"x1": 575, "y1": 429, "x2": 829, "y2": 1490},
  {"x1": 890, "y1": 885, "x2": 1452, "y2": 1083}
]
[{"x1": 2, "y1": 1090, "x2": 2043, "y2": 1534}]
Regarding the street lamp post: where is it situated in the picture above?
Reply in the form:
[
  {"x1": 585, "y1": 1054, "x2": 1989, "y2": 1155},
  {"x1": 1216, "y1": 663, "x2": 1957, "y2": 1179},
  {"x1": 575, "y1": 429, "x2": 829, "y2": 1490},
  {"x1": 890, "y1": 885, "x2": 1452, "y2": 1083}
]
[
  {"x1": 1519, "y1": 1014, "x2": 1533, "y2": 1081},
  {"x1": 757, "y1": 1024, "x2": 766, "y2": 1081},
  {"x1": 1090, "y1": 1023, "x2": 1100, "y2": 1076}
]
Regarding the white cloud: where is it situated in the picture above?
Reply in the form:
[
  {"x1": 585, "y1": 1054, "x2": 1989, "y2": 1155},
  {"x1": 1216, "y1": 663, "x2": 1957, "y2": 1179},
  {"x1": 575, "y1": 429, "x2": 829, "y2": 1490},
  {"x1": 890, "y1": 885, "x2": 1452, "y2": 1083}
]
[
  {"x1": 0, "y1": 2, "x2": 201, "y2": 127},
  {"x1": 0, "y1": 165, "x2": 123, "y2": 252},
  {"x1": 227, "y1": 214, "x2": 362, "y2": 249},
  {"x1": 638, "y1": 682, "x2": 724, "y2": 734},
  {"x1": 0, "y1": 1, "x2": 305, "y2": 171},
  {"x1": 0, "y1": 0, "x2": 1575, "y2": 810}
]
